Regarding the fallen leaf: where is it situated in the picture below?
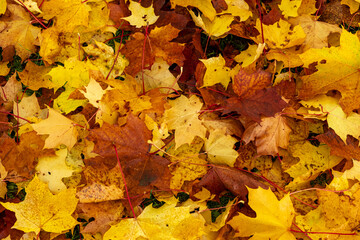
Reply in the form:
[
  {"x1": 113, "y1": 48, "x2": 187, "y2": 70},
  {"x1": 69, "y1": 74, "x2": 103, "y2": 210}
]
[
  {"x1": 122, "y1": 1, "x2": 159, "y2": 28},
  {"x1": 78, "y1": 201, "x2": 124, "y2": 234},
  {"x1": 103, "y1": 203, "x2": 206, "y2": 239},
  {"x1": 13, "y1": 93, "x2": 41, "y2": 125},
  {"x1": 286, "y1": 141, "x2": 343, "y2": 188},
  {"x1": 0, "y1": 131, "x2": 55, "y2": 181},
  {"x1": 163, "y1": 95, "x2": 206, "y2": 149},
  {"x1": 0, "y1": 175, "x2": 78, "y2": 234},
  {"x1": 221, "y1": 0, "x2": 252, "y2": 21},
  {"x1": 232, "y1": 68, "x2": 272, "y2": 99},
  {"x1": 300, "y1": 94, "x2": 360, "y2": 143},
  {"x1": 87, "y1": 114, "x2": 172, "y2": 197},
  {"x1": 316, "y1": 129, "x2": 360, "y2": 160},
  {"x1": 193, "y1": 166, "x2": 268, "y2": 201},
  {"x1": 234, "y1": 43, "x2": 265, "y2": 67},
  {"x1": 289, "y1": 15, "x2": 342, "y2": 51},
  {"x1": 134, "y1": 57, "x2": 181, "y2": 93},
  {"x1": 31, "y1": 108, "x2": 79, "y2": 150},
  {"x1": 189, "y1": 11, "x2": 234, "y2": 38},
  {"x1": 228, "y1": 187, "x2": 296, "y2": 240},
  {"x1": 83, "y1": 41, "x2": 128, "y2": 79},
  {"x1": 299, "y1": 30, "x2": 360, "y2": 114},
  {"x1": 224, "y1": 88, "x2": 288, "y2": 122},
  {"x1": 40, "y1": 0, "x2": 91, "y2": 32},
  {"x1": 279, "y1": 0, "x2": 302, "y2": 18},
  {"x1": 121, "y1": 24, "x2": 185, "y2": 76},
  {"x1": 77, "y1": 161, "x2": 124, "y2": 203},
  {"x1": 167, "y1": 137, "x2": 208, "y2": 189},
  {"x1": 36, "y1": 148, "x2": 75, "y2": 194},
  {"x1": 170, "y1": 0, "x2": 216, "y2": 21},
  {"x1": 0, "y1": 4, "x2": 41, "y2": 60},
  {"x1": 199, "y1": 54, "x2": 234, "y2": 89},
  {"x1": 205, "y1": 128, "x2": 239, "y2": 167},
  {"x1": 253, "y1": 18, "x2": 306, "y2": 49},
  {"x1": 18, "y1": 61, "x2": 53, "y2": 91},
  {"x1": 242, "y1": 114, "x2": 292, "y2": 156}
]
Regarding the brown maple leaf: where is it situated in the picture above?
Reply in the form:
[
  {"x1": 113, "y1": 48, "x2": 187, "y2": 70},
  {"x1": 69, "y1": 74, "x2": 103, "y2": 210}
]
[
  {"x1": 224, "y1": 88, "x2": 288, "y2": 122},
  {"x1": 87, "y1": 114, "x2": 172, "y2": 198},
  {"x1": 121, "y1": 24, "x2": 185, "y2": 76},
  {"x1": 77, "y1": 200, "x2": 124, "y2": 234},
  {"x1": 316, "y1": 129, "x2": 360, "y2": 160},
  {"x1": 192, "y1": 165, "x2": 269, "y2": 201},
  {"x1": 232, "y1": 68, "x2": 272, "y2": 99},
  {"x1": 0, "y1": 208, "x2": 16, "y2": 239},
  {"x1": 0, "y1": 131, "x2": 55, "y2": 181}
]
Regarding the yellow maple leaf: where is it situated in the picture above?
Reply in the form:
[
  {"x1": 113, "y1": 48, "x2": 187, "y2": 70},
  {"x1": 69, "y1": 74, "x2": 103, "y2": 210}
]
[
  {"x1": 163, "y1": 95, "x2": 206, "y2": 149},
  {"x1": 18, "y1": 61, "x2": 54, "y2": 91},
  {"x1": 80, "y1": 77, "x2": 109, "y2": 109},
  {"x1": 279, "y1": 0, "x2": 302, "y2": 18},
  {"x1": 289, "y1": 15, "x2": 341, "y2": 51},
  {"x1": 299, "y1": 30, "x2": 360, "y2": 114},
  {"x1": 234, "y1": 43, "x2": 265, "y2": 67},
  {"x1": 13, "y1": 94, "x2": 41, "y2": 125},
  {"x1": 40, "y1": 0, "x2": 91, "y2": 32},
  {"x1": 286, "y1": 141, "x2": 343, "y2": 189},
  {"x1": 299, "y1": 95, "x2": 360, "y2": 143},
  {"x1": 0, "y1": 4, "x2": 41, "y2": 60},
  {"x1": 0, "y1": 175, "x2": 78, "y2": 234},
  {"x1": 189, "y1": 11, "x2": 234, "y2": 38},
  {"x1": 200, "y1": 54, "x2": 234, "y2": 88},
  {"x1": 38, "y1": 28, "x2": 91, "y2": 65},
  {"x1": 228, "y1": 187, "x2": 296, "y2": 240},
  {"x1": 103, "y1": 203, "x2": 206, "y2": 240},
  {"x1": 83, "y1": 40, "x2": 128, "y2": 79},
  {"x1": 170, "y1": 0, "x2": 216, "y2": 21},
  {"x1": 221, "y1": 0, "x2": 252, "y2": 21},
  {"x1": 205, "y1": 128, "x2": 238, "y2": 167},
  {"x1": 296, "y1": 188, "x2": 360, "y2": 240},
  {"x1": 329, "y1": 159, "x2": 360, "y2": 192},
  {"x1": 48, "y1": 57, "x2": 95, "y2": 113},
  {"x1": 266, "y1": 48, "x2": 304, "y2": 68},
  {"x1": 102, "y1": 76, "x2": 152, "y2": 115},
  {"x1": 36, "y1": 148, "x2": 75, "y2": 194},
  {"x1": 135, "y1": 57, "x2": 181, "y2": 93},
  {"x1": 122, "y1": 1, "x2": 159, "y2": 28},
  {"x1": 253, "y1": 18, "x2": 306, "y2": 49},
  {"x1": 31, "y1": 108, "x2": 79, "y2": 150},
  {"x1": 167, "y1": 137, "x2": 208, "y2": 189},
  {"x1": 48, "y1": 57, "x2": 93, "y2": 91}
]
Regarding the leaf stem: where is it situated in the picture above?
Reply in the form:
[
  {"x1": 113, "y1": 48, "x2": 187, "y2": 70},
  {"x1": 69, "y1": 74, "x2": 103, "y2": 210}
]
[
  {"x1": 141, "y1": 24, "x2": 150, "y2": 95},
  {"x1": 106, "y1": 30, "x2": 125, "y2": 80},
  {"x1": 113, "y1": 144, "x2": 136, "y2": 219},
  {"x1": 17, "y1": 0, "x2": 48, "y2": 29}
]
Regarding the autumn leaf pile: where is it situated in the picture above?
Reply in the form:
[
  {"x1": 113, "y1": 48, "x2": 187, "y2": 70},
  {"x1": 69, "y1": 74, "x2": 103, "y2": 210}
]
[{"x1": 2, "y1": 0, "x2": 360, "y2": 239}]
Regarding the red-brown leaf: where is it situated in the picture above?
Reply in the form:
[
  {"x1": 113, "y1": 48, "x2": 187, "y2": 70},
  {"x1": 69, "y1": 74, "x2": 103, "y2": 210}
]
[
  {"x1": 316, "y1": 129, "x2": 360, "y2": 160},
  {"x1": 223, "y1": 88, "x2": 287, "y2": 122}
]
